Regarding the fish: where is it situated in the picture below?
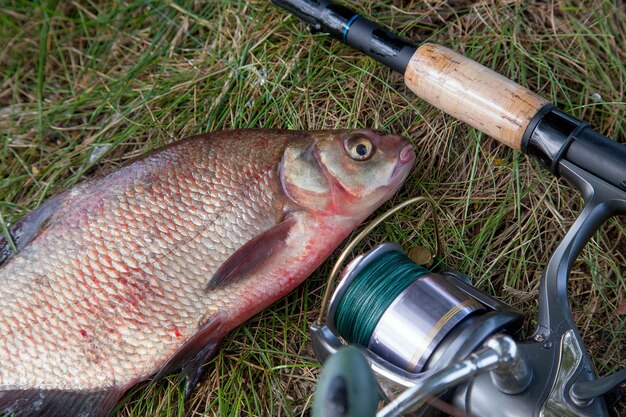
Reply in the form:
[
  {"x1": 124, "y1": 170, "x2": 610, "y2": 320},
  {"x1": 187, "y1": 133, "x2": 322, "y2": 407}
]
[{"x1": 0, "y1": 128, "x2": 415, "y2": 417}]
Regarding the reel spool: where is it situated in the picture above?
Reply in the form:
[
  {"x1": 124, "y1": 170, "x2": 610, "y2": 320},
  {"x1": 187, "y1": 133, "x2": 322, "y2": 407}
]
[
  {"x1": 327, "y1": 243, "x2": 486, "y2": 374},
  {"x1": 311, "y1": 197, "x2": 522, "y2": 388}
]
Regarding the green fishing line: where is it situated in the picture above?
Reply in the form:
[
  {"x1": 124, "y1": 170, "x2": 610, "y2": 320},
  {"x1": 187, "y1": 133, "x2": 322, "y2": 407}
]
[{"x1": 334, "y1": 250, "x2": 430, "y2": 346}]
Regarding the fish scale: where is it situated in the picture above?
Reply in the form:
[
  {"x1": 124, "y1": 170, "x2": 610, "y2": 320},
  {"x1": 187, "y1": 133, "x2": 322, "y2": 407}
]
[
  {"x1": 0, "y1": 129, "x2": 414, "y2": 417},
  {"x1": 1, "y1": 134, "x2": 284, "y2": 388}
]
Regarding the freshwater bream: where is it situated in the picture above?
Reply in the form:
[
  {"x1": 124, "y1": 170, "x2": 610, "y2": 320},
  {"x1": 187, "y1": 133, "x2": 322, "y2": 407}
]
[{"x1": 0, "y1": 129, "x2": 415, "y2": 416}]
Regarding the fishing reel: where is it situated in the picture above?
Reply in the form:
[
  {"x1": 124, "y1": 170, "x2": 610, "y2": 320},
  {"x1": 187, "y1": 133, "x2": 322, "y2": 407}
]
[{"x1": 310, "y1": 196, "x2": 626, "y2": 417}]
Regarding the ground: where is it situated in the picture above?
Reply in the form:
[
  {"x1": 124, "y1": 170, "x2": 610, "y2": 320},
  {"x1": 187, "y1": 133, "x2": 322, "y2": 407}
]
[{"x1": 0, "y1": 1, "x2": 624, "y2": 416}]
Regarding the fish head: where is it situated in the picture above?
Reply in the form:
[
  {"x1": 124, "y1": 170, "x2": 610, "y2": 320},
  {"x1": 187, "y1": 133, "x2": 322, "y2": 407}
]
[{"x1": 280, "y1": 129, "x2": 415, "y2": 217}]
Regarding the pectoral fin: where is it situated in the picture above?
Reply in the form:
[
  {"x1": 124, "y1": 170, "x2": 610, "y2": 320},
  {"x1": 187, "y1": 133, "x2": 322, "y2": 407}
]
[{"x1": 205, "y1": 216, "x2": 295, "y2": 291}]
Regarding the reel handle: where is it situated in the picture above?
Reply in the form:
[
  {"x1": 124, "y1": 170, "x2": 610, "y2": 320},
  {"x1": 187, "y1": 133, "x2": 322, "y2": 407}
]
[
  {"x1": 376, "y1": 334, "x2": 531, "y2": 417},
  {"x1": 311, "y1": 334, "x2": 534, "y2": 417},
  {"x1": 312, "y1": 346, "x2": 379, "y2": 417}
]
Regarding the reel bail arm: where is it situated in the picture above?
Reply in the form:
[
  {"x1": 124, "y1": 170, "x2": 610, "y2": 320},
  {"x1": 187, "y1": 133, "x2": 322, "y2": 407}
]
[{"x1": 377, "y1": 334, "x2": 532, "y2": 417}]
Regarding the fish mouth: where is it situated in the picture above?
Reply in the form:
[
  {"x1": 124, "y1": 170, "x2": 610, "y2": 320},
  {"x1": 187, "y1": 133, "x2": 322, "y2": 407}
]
[
  {"x1": 390, "y1": 144, "x2": 416, "y2": 183},
  {"x1": 399, "y1": 144, "x2": 415, "y2": 164},
  {"x1": 376, "y1": 143, "x2": 415, "y2": 203}
]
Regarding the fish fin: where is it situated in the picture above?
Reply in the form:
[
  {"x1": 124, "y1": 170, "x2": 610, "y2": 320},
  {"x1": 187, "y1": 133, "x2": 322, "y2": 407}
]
[
  {"x1": 0, "y1": 194, "x2": 63, "y2": 266},
  {"x1": 178, "y1": 341, "x2": 222, "y2": 399},
  {"x1": 205, "y1": 216, "x2": 295, "y2": 291},
  {"x1": 153, "y1": 313, "x2": 225, "y2": 393},
  {"x1": 0, "y1": 386, "x2": 125, "y2": 417}
]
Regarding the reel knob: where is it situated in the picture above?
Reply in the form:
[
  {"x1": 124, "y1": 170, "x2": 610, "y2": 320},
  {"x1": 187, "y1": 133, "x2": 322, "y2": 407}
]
[{"x1": 312, "y1": 346, "x2": 379, "y2": 417}]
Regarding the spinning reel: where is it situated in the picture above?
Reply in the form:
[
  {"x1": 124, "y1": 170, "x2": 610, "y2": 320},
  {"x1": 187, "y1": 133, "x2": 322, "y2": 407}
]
[{"x1": 310, "y1": 196, "x2": 626, "y2": 417}]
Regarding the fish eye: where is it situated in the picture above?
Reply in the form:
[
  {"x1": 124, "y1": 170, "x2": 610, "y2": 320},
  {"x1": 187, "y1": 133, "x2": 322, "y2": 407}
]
[{"x1": 344, "y1": 136, "x2": 374, "y2": 161}]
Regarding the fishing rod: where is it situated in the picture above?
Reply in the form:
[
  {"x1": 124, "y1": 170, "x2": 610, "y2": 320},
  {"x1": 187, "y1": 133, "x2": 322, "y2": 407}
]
[{"x1": 272, "y1": 1, "x2": 626, "y2": 416}]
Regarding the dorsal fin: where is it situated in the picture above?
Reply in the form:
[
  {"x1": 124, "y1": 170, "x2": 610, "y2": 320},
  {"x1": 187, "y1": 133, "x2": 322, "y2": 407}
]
[{"x1": 0, "y1": 194, "x2": 64, "y2": 266}]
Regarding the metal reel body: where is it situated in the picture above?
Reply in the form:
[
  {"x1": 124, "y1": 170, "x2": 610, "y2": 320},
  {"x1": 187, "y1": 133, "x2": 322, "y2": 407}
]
[{"x1": 312, "y1": 165, "x2": 626, "y2": 416}]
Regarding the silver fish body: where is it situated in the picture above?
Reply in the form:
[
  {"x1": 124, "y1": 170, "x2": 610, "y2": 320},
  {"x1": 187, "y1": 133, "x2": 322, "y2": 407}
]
[{"x1": 0, "y1": 129, "x2": 415, "y2": 416}]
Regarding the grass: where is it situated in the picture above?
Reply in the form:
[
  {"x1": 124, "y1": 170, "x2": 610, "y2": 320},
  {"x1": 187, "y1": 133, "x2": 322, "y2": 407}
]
[{"x1": 1, "y1": 0, "x2": 624, "y2": 416}]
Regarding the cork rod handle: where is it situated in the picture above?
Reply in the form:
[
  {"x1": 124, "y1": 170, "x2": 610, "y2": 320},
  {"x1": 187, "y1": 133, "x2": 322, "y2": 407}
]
[{"x1": 405, "y1": 43, "x2": 549, "y2": 151}]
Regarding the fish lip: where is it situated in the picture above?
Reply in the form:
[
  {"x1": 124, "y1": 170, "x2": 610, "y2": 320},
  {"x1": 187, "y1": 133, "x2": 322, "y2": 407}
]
[
  {"x1": 390, "y1": 144, "x2": 416, "y2": 182},
  {"x1": 369, "y1": 143, "x2": 415, "y2": 205}
]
